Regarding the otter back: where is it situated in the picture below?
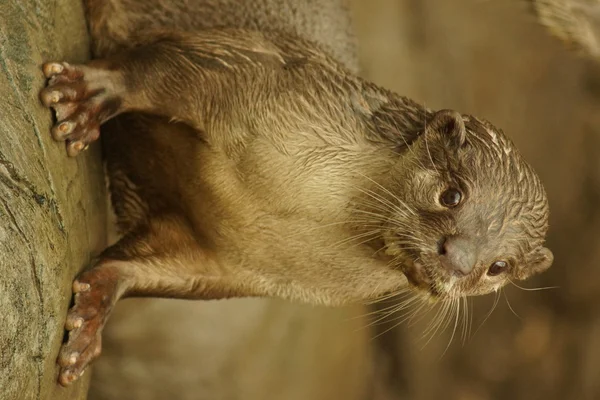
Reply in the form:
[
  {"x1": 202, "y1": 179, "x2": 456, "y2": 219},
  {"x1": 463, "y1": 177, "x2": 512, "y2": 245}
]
[{"x1": 86, "y1": 0, "x2": 359, "y2": 71}]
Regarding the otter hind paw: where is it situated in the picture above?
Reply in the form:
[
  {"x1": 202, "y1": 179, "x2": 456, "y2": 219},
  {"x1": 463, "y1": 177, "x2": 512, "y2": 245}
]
[{"x1": 57, "y1": 269, "x2": 118, "y2": 386}]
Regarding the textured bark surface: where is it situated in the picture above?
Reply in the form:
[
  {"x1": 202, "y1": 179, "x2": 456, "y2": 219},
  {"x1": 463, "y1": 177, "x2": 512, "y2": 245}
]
[
  {"x1": 0, "y1": 1, "x2": 106, "y2": 399},
  {"x1": 353, "y1": 1, "x2": 600, "y2": 399}
]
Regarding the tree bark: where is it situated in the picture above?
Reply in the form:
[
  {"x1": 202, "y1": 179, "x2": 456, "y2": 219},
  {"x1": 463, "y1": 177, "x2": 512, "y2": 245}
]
[{"x1": 0, "y1": 1, "x2": 106, "y2": 399}]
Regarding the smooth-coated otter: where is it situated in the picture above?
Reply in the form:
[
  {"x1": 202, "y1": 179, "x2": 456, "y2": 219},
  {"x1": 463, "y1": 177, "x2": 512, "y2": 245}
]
[{"x1": 40, "y1": 0, "x2": 553, "y2": 387}]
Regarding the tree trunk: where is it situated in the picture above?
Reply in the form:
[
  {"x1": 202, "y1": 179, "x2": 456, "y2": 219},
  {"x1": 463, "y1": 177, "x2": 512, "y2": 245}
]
[{"x1": 0, "y1": 1, "x2": 106, "y2": 399}]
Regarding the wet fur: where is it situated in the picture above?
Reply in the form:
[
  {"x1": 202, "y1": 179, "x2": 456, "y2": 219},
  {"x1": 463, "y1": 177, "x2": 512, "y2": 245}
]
[{"x1": 41, "y1": 0, "x2": 553, "y2": 385}]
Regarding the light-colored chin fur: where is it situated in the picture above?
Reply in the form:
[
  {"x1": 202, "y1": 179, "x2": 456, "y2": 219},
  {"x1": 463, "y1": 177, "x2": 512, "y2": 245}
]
[{"x1": 383, "y1": 233, "x2": 505, "y2": 302}]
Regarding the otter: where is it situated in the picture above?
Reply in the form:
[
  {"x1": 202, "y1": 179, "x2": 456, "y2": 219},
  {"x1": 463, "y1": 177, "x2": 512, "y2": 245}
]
[{"x1": 39, "y1": 0, "x2": 553, "y2": 387}]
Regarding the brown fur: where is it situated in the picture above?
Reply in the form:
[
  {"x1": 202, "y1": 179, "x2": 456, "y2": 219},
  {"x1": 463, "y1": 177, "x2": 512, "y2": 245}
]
[{"x1": 39, "y1": 0, "x2": 553, "y2": 386}]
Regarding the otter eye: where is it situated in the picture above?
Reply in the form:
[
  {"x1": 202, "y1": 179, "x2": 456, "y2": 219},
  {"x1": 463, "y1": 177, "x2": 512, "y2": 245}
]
[
  {"x1": 488, "y1": 261, "x2": 508, "y2": 276},
  {"x1": 440, "y1": 188, "x2": 462, "y2": 208}
]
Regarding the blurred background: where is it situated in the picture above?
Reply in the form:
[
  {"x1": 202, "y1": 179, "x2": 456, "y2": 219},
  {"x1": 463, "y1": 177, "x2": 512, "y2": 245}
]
[
  {"x1": 89, "y1": 1, "x2": 600, "y2": 399},
  {"x1": 353, "y1": 1, "x2": 600, "y2": 399}
]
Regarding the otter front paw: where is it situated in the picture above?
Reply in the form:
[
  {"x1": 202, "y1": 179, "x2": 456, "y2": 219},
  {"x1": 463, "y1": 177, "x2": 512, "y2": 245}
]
[
  {"x1": 58, "y1": 267, "x2": 119, "y2": 386},
  {"x1": 40, "y1": 61, "x2": 122, "y2": 157}
]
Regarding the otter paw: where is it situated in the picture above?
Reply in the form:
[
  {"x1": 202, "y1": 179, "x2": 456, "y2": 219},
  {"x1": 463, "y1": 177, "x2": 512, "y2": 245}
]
[
  {"x1": 57, "y1": 268, "x2": 119, "y2": 386},
  {"x1": 40, "y1": 61, "x2": 121, "y2": 157}
]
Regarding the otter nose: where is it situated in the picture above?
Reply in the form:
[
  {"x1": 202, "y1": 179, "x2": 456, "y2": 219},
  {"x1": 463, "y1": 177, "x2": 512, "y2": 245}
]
[{"x1": 438, "y1": 236, "x2": 477, "y2": 276}]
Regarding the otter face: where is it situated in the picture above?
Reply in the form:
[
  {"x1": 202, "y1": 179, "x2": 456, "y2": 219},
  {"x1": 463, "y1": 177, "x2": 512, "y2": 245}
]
[{"x1": 382, "y1": 110, "x2": 553, "y2": 300}]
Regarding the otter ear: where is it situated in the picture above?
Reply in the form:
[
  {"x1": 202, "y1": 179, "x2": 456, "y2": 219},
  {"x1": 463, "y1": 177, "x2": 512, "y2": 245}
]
[
  {"x1": 515, "y1": 247, "x2": 554, "y2": 281},
  {"x1": 426, "y1": 110, "x2": 467, "y2": 148}
]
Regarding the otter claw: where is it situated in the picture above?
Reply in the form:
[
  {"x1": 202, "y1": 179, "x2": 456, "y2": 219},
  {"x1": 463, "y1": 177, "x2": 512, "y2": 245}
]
[
  {"x1": 43, "y1": 62, "x2": 65, "y2": 77},
  {"x1": 68, "y1": 354, "x2": 78, "y2": 366},
  {"x1": 66, "y1": 317, "x2": 84, "y2": 330},
  {"x1": 66, "y1": 141, "x2": 86, "y2": 157},
  {"x1": 73, "y1": 281, "x2": 91, "y2": 292},
  {"x1": 43, "y1": 90, "x2": 63, "y2": 105},
  {"x1": 59, "y1": 121, "x2": 71, "y2": 132}
]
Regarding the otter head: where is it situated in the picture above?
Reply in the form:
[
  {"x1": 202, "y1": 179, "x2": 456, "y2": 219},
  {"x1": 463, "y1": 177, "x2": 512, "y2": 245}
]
[{"x1": 378, "y1": 109, "x2": 553, "y2": 300}]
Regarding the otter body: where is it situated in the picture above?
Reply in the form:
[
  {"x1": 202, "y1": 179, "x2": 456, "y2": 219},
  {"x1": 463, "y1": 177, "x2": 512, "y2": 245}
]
[{"x1": 40, "y1": 0, "x2": 553, "y2": 386}]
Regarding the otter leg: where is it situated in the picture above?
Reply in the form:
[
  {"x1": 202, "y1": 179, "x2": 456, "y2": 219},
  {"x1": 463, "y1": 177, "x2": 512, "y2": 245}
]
[
  {"x1": 57, "y1": 214, "x2": 246, "y2": 386},
  {"x1": 40, "y1": 31, "x2": 292, "y2": 156}
]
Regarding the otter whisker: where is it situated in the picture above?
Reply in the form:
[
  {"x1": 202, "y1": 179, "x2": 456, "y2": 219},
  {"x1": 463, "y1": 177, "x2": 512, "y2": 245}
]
[
  {"x1": 358, "y1": 297, "x2": 413, "y2": 319},
  {"x1": 439, "y1": 298, "x2": 460, "y2": 359},
  {"x1": 352, "y1": 184, "x2": 415, "y2": 219},
  {"x1": 372, "y1": 293, "x2": 422, "y2": 316},
  {"x1": 364, "y1": 301, "x2": 419, "y2": 328},
  {"x1": 365, "y1": 291, "x2": 407, "y2": 306},
  {"x1": 406, "y1": 298, "x2": 435, "y2": 328},
  {"x1": 460, "y1": 296, "x2": 472, "y2": 344},
  {"x1": 353, "y1": 184, "x2": 416, "y2": 215},
  {"x1": 457, "y1": 297, "x2": 464, "y2": 345},
  {"x1": 386, "y1": 296, "x2": 429, "y2": 326},
  {"x1": 283, "y1": 219, "x2": 381, "y2": 238},
  {"x1": 392, "y1": 232, "x2": 426, "y2": 246},
  {"x1": 384, "y1": 295, "x2": 427, "y2": 321},
  {"x1": 473, "y1": 290, "x2": 501, "y2": 337},
  {"x1": 440, "y1": 297, "x2": 459, "y2": 335},
  {"x1": 329, "y1": 229, "x2": 381, "y2": 249},
  {"x1": 468, "y1": 297, "x2": 474, "y2": 341},
  {"x1": 439, "y1": 298, "x2": 456, "y2": 332},
  {"x1": 389, "y1": 199, "x2": 419, "y2": 219},
  {"x1": 503, "y1": 289, "x2": 521, "y2": 320},
  {"x1": 355, "y1": 292, "x2": 423, "y2": 332},
  {"x1": 392, "y1": 246, "x2": 424, "y2": 254},
  {"x1": 347, "y1": 299, "x2": 408, "y2": 324},
  {"x1": 350, "y1": 205, "x2": 416, "y2": 230},
  {"x1": 352, "y1": 172, "x2": 417, "y2": 216},
  {"x1": 350, "y1": 184, "x2": 415, "y2": 221},
  {"x1": 507, "y1": 278, "x2": 559, "y2": 292},
  {"x1": 354, "y1": 172, "x2": 418, "y2": 217},
  {"x1": 420, "y1": 300, "x2": 449, "y2": 346},
  {"x1": 364, "y1": 283, "x2": 414, "y2": 305},
  {"x1": 394, "y1": 235, "x2": 426, "y2": 245},
  {"x1": 370, "y1": 299, "x2": 432, "y2": 342},
  {"x1": 392, "y1": 201, "x2": 418, "y2": 219},
  {"x1": 370, "y1": 243, "x2": 389, "y2": 258},
  {"x1": 384, "y1": 255, "x2": 404, "y2": 270},
  {"x1": 352, "y1": 209, "x2": 397, "y2": 222},
  {"x1": 359, "y1": 200, "x2": 416, "y2": 226},
  {"x1": 353, "y1": 194, "x2": 405, "y2": 217}
]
